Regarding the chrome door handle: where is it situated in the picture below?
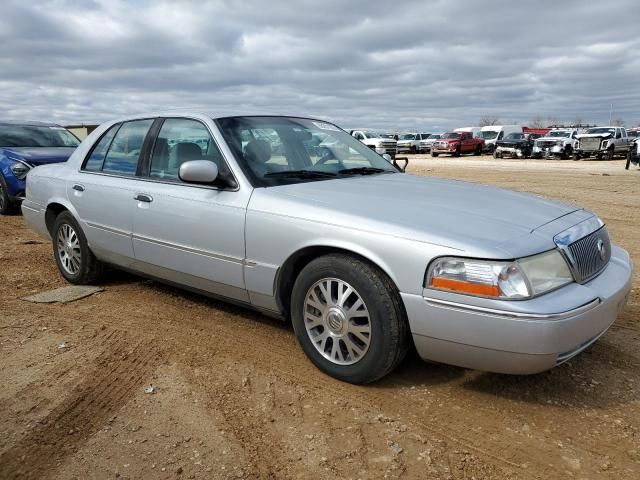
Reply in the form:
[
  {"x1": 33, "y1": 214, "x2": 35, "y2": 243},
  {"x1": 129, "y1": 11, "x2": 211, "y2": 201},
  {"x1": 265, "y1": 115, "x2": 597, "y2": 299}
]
[
  {"x1": 134, "y1": 193, "x2": 153, "y2": 203},
  {"x1": 72, "y1": 184, "x2": 85, "y2": 192}
]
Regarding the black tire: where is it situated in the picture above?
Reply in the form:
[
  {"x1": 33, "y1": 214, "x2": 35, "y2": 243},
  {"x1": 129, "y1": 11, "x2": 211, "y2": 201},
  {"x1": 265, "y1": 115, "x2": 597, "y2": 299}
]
[
  {"x1": 474, "y1": 145, "x2": 482, "y2": 156},
  {"x1": 605, "y1": 147, "x2": 614, "y2": 161},
  {"x1": 51, "y1": 211, "x2": 104, "y2": 284},
  {"x1": 431, "y1": 152, "x2": 439, "y2": 157},
  {"x1": 290, "y1": 254, "x2": 409, "y2": 384},
  {"x1": 573, "y1": 153, "x2": 581, "y2": 161},
  {"x1": 410, "y1": 145, "x2": 417, "y2": 154},
  {"x1": 493, "y1": 150, "x2": 500, "y2": 159},
  {"x1": 626, "y1": 151, "x2": 631, "y2": 170},
  {"x1": 453, "y1": 147, "x2": 461, "y2": 157},
  {"x1": 0, "y1": 174, "x2": 18, "y2": 216}
]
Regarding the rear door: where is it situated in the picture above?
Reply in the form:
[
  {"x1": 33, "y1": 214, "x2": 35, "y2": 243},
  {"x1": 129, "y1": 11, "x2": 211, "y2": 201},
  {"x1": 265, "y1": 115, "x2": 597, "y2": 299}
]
[
  {"x1": 130, "y1": 117, "x2": 249, "y2": 301},
  {"x1": 67, "y1": 118, "x2": 156, "y2": 265}
]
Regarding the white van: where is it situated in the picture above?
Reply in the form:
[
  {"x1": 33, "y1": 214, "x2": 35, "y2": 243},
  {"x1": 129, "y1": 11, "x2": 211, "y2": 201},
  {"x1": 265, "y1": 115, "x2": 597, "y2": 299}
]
[
  {"x1": 454, "y1": 126, "x2": 481, "y2": 138},
  {"x1": 480, "y1": 125, "x2": 523, "y2": 153}
]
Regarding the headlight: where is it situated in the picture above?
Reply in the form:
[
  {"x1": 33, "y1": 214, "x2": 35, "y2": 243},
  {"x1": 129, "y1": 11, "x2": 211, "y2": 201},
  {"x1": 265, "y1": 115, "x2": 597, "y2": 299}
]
[
  {"x1": 556, "y1": 141, "x2": 564, "y2": 147},
  {"x1": 601, "y1": 140, "x2": 608, "y2": 148},
  {"x1": 426, "y1": 250, "x2": 573, "y2": 299},
  {"x1": 10, "y1": 160, "x2": 31, "y2": 180}
]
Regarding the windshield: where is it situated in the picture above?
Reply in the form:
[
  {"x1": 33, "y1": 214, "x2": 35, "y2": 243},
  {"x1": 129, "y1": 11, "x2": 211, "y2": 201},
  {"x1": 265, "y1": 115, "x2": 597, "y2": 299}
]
[
  {"x1": 427, "y1": 134, "x2": 441, "y2": 139},
  {"x1": 400, "y1": 133, "x2": 417, "y2": 140},
  {"x1": 443, "y1": 132, "x2": 460, "y2": 139},
  {"x1": 504, "y1": 133, "x2": 524, "y2": 140},
  {"x1": 480, "y1": 130, "x2": 499, "y2": 140},
  {"x1": 363, "y1": 131, "x2": 380, "y2": 139},
  {"x1": 586, "y1": 127, "x2": 615, "y2": 135},
  {"x1": 549, "y1": 131, "x2": 570, "y2": 138},
  {"x1": 0, "y1": 124, "x2": 79, "y2": 148},
  {"x1": 216, "y1": 117, "x2": 398, "y2": 186}
]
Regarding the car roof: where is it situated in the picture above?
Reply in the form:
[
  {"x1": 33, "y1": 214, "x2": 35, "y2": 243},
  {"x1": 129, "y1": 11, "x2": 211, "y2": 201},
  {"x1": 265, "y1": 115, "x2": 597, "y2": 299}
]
[{"x1": 0, "y1": 119, "x2": 64, "y2": 127}]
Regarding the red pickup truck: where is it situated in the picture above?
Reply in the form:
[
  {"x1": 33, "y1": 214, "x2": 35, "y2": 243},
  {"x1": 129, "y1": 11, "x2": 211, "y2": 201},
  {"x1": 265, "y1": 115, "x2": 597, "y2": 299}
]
[{"x1": 431, "y1": 132, "x2": 485, "y2": 157}]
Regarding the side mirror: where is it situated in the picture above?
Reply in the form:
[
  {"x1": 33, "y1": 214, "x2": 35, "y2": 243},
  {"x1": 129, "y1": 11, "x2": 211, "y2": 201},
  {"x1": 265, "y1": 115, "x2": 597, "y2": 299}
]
[
  {"x1": 179, "y1": 160, "x2": 218, "y2": 184},
  {"x1": 382, "y1": 153, "x2": 392, "y2": 162}
]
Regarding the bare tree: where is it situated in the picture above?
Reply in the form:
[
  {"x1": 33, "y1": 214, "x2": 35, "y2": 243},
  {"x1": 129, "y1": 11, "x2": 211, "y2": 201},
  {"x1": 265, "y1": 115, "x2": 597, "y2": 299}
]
[
  {"x1": 530, "y1": 116, "x2": 545, "y2": 128},
  {"x1": 573, "y1": 116, "x2": 585, "y2": 126},
  {"x1": 612, "y1": 118, "x2": 625, "y2": 126},
  {"x1": 478, "y1": 116, "x2": 500, "y2": 127}
]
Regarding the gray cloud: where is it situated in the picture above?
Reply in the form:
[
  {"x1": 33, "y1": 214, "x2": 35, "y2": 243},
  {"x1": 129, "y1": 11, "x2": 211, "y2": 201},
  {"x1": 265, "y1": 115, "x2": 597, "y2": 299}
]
[{"x1": 1, "y1": 0, "x2": 638, "y2": 130}]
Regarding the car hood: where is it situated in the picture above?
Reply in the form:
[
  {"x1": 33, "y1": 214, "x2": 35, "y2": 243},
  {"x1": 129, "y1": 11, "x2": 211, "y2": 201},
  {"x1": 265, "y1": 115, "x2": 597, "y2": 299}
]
[
  {"x1": 576, "y1": 133, "x2": 613, "y2": 139},
  {"x1": 536, "y1": 136, "x2": 569, "y2": 142},
  {"x1": 1, "y1": 147, "x2": 76, "y2": 166},
  {"x1": 256, "y1": 173, "x2": 584, "y2": 257}
]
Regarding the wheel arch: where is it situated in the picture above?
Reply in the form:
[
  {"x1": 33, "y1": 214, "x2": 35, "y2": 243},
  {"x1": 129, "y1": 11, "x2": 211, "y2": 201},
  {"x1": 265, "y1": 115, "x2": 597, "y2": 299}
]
[
  {"x1": 274, "y1": 243, "x2": 401, "y2": 319},
  {"x1": 45, "y1": 197, "x2": 80, "y2": 235}
]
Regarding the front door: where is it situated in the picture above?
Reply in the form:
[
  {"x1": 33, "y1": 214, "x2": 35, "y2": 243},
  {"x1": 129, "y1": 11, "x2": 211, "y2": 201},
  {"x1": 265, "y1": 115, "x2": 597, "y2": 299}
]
[{"x1": 130, "y1": 117, "x2": 250, "y2": 301}]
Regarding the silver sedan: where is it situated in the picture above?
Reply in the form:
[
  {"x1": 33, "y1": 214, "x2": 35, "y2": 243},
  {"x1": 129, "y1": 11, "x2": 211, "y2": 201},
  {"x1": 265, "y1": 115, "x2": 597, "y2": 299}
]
[{"x1": 22, "y1": 114, "x2": 633, "y2": 383}]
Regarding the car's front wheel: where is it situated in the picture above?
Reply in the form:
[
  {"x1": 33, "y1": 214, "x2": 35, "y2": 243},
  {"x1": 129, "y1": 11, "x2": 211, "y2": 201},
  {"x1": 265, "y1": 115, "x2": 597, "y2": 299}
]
[
  {"x1": 52, "y1": 211, "x2": 104, "y2": 284},
  {"x1": 291, "y1": 254, "x2": 409, "y2": 384},
  {"x1": 0, "y1": 174, "x2": 18, "y2": 216}
]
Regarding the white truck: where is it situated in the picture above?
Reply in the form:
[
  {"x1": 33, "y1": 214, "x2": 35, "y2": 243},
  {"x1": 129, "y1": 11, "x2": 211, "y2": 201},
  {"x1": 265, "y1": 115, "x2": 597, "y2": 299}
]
[
  {"x1": 479, "y1": 125, "x2": 522, "y2": 153},
  {"x1": 532, "y1": 129, "x2": 579, "y2": 159},
  {"x1": 575, "y1": 126, "x2": 632, "y2": 160},
  {"x1": 419, "y1": 132, "x2": 445, "y2": 153},
  {"x1": 396, "y1": 133, "x2": 431, "y2": 154},
  {"x1": 349, "y1": 129, "x2": 397, "y2": 158}
]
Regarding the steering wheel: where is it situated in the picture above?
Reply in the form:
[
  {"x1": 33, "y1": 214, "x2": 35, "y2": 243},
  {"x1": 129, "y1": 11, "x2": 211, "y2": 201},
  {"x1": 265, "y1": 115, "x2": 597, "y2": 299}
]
[{"x1": 315, "y1": 148, "x2": 345, "y2": 169}]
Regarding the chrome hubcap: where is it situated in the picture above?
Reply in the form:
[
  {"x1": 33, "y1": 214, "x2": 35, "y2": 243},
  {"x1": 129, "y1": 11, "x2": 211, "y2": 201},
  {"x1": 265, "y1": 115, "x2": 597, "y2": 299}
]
[
  {"x1": 304, "y1": 278, "x2": 371, "y2": 365},
  {"x1": 57, "y1": 224, "x2": 81, "y2": 275},
  {"x1": 0, "y1": 183, "x2": 5, "y2": 209}
]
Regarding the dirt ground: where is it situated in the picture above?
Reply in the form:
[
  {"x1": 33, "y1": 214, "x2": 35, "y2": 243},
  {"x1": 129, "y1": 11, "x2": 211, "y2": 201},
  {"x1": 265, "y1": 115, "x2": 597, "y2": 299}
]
[{"x1": 1, "y1": 155, "x2": 639, "y2": 480}]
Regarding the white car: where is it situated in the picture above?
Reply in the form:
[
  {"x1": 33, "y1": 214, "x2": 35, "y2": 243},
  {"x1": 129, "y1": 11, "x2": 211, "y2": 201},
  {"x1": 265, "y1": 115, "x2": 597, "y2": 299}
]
[
  {"x1": 419, "y1": 133, "x2": 444, "y2": 153},
  {"x1": 397, "y1": 133, "x2": 430, "y2": 154},
  {"x1": 349, "y1": 129, "x2": 397, "y2": 158},
  {"x1": 532, "y1": 129, "x2": 579, "y2": 159}
]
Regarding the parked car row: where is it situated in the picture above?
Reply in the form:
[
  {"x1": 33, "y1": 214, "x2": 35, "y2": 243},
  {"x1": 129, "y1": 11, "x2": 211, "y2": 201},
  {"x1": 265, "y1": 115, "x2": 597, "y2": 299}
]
[{"x1": 351, "y1": 124, "x2": 637, "y2": 162}]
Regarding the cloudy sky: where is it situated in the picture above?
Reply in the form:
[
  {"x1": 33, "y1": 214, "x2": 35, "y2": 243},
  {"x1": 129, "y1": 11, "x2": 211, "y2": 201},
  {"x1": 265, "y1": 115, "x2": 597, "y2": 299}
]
[{"x1": 1, "y1": 0, "x2": 639, "y2": 131}]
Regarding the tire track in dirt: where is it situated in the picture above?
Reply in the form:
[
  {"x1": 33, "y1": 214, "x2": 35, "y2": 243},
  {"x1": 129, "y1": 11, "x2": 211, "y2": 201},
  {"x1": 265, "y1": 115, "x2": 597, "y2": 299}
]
[{"x1": 0, "y1": 328, "x2": 164, "y2": 480}]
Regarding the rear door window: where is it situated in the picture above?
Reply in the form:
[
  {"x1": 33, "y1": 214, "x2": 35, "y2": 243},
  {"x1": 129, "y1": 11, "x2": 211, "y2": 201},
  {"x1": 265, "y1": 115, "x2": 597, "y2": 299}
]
[
  {"x1": 84, "y1": 124, "x2": 120, "y2": 171},
  {"x1": 102, "y1": 119, "x2": 153, "y2": 176}
]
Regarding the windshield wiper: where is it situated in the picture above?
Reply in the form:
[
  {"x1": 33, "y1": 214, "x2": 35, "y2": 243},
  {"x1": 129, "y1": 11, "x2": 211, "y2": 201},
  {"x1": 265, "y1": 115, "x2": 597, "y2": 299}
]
[
  {"x1": 264, "y1": 170, "x2": 337, "y2": 178},
  {"x1": 338, "y1": 167, "x2": 390, "y2": 175}
]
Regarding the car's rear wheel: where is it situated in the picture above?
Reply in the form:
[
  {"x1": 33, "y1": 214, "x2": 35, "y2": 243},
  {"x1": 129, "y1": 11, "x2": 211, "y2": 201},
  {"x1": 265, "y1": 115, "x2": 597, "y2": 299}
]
[
  {"x1": 0, "y1": 174, "x2": 17, "y2": 216},
  {"x1": 52, "y1": 211, "x2": 104, "y2": 284},
  {"x1": 290, "y1": 254, "x2": 409, "y2": 384},
  {"x1": 431, "y1": 152, "x2": 439, "y2": 157}
]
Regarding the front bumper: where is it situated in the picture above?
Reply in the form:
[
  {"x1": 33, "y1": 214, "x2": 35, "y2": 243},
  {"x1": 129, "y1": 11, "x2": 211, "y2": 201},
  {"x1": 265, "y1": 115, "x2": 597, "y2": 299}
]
[
  {"x1": 496, "y1": 146, "x2": 525, "y2": 158},
  {"x1": 401, "y1": 245, "x2": 633, "y2": 374},
  {"x1": 533, "y1": 145, "x2": 564, "y2": 157}
]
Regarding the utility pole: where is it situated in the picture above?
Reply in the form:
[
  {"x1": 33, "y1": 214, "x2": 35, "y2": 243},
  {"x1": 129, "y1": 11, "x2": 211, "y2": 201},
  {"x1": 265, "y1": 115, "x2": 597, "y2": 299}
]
[{"x1": 609, "y1": 103, "x2": 613, "y2": 124}]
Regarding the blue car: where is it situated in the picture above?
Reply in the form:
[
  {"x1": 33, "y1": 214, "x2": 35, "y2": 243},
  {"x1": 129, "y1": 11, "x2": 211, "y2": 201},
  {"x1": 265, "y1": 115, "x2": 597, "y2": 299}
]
[{"x1": 0, "y1": 121, "x2": 80, "y2": 215}]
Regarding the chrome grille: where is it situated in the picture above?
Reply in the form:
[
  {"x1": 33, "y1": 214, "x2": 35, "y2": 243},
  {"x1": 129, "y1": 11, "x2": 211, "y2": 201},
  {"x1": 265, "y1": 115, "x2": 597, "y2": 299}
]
[
  {"x1": 537, "y1": 141, "x2": 556, "y2": 149},
  {"x1": 567, "y1": 227, "x2": 611, "y2": 282},
  {"x1": 580, "y1": 137, "x2": 602, "y2": 151}
]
